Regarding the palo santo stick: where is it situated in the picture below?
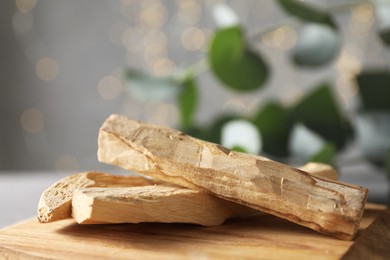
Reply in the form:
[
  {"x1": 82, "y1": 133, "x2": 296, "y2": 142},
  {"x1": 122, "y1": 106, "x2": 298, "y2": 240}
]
[
  {"x1": 71, "y1": 165, "x2": 331, "y2": 226},
  {"x1": 39, "y1": 164, "x2": 335, "y2": 224},
  {"x1": 38, "y1": 172, "x2": 156, "y2": 223},
  {"x1": 72, "y1": 186, "x2": 253, "y2": 226},
  {"x1": 98, "y1": 114, "x2": 368, "y2": 240},
  {"x1": 298, "y1": 162, "x2": 338, "y2": 180}
]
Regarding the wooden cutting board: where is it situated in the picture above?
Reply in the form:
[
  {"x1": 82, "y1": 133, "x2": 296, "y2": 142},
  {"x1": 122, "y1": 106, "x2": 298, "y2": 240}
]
[{"x1": 0, "y1": 203, "x2": 389, "y2": 260}]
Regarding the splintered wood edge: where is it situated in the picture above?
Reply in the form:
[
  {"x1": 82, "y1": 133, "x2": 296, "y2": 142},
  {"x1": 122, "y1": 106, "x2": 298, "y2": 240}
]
[
  {"x1": 37, "y1": 172, "x2": 155, "y2": 223},
  {"x1": 97, "y1": 114, "x2": 368, "y2": 240}
]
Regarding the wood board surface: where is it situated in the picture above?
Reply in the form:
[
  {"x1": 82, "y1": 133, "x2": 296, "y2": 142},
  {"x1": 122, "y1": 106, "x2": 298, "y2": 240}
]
[{"x1": 0, "y1": 204, "x2": 389, "y2": 260}]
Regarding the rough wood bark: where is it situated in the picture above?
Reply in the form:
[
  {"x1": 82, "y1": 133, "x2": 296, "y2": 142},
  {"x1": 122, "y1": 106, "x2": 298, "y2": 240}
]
[
  {"x1": 72, "y1": 186, "x2": 254, "y2": 225},
  {"x1": 37, "y1": 172, "x2": 156, "y2": 223},
  {"x1": 98, "y1": 114, "x2": 368, "y2": 240}
]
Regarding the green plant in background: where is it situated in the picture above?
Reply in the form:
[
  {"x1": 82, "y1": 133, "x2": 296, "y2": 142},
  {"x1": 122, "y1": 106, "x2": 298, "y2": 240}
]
[{"x1": 125, "y1": 1, "x2": 390, "y2": 181}]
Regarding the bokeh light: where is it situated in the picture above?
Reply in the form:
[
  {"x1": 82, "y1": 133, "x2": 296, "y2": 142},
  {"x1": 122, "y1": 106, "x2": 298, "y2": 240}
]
[
  {"x1": 98, "y1": 76, "x2": 123, "y2": 100},
  {"x1": 261, "y1": 26, "x2": 297, "y2": 50},
  {"x1": 351, "y1": 3, "x2": 374, "y2": 24},
  {"x1": 152, "y1": 58, "x2": 176, "y2": 76},
  {"x1": 176, "y1": 0, "x2": 202, "y2": 25},
  {"x1": 334, "y1": 49, "x2": 362, "y2": 77},
  {"x1": 55, "y1": 154, "x2": 80, "y2": 172},
  {"x1": 139, "y1": 1, "x2": 167, "y2": 30},
  {"x1": 181, "y1": 27, "x2": 206, "y2": 51},
  {"x1": 15, "y1": 0, "x2": 37, "y2": 13},
  {"x1": 21, "y1": 108, "x2": 44, "y2": 133},
  {"x1": 35, "y1": 57, "x2": 59, "y2": 81},
  {"x1": 348, "y1": 3, "x2": 374, "y2": 34}
]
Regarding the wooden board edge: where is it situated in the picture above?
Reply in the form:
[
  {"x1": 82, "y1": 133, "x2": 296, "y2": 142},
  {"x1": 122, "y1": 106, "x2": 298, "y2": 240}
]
[
  {"x1": 0, "y1": 245, "x2": 47, "y2": 260},
  {"x1": 0, "y1": 217, "x2": 40, "y2": 231}
]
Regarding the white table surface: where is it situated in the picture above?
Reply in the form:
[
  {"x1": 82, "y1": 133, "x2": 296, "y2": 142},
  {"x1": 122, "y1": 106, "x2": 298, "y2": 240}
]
[{"x1": 0, "y1": 169, "x2": 389, "y2": 229}]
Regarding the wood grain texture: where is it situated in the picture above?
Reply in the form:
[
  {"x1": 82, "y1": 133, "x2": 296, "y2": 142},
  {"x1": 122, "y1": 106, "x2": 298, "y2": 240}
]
[
  {"x1": 1, "y1": 204, "x2": 388, "y2": 260},
  {"x1": 72, "y1": 186, "x2": 255, "y2": 225},
  {"x1": 38, "y1": 172, "x2": 156, "y2": 223},
  {"x1": 98, "y1": 114, "x2": 368, "y2": 240}
]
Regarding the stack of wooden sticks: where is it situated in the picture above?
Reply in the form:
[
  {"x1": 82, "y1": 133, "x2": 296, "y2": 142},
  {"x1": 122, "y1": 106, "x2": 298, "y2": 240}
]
[{"x1": 38, "y1": 114, "x2": 368, "y2": 240}]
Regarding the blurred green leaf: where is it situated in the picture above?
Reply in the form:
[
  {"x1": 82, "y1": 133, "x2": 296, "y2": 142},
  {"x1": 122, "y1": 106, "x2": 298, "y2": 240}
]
[
  {"x1": 288, "y1": 83, "x2": 350, "y2": 149},
  {"x1": 309, "y1": 143, "x2": 336, "y2": 165},
  {"x1": 292, "y1": 24, "x2": 340, "y2": 67},
  {"x1": 178, "y1": 77, "x2": 198, "y2": 129},
  {"x1": 356, "y1": 71, "x2": 390, "y2": 111},
  {"x1": 181, "y1": 126, "x2": 209, "y2": 141},
  {"x1": 252, "y1": 102, "x2": 290, "y2": 157},
  {"x1": 208, "y1": 26, "x2": 268, "y2": 91},
  {"x1": 277, "y1": 0, "x2": 336, "y2": 28},
  {"x1": 231, "y1": 145, "x2": 248, "y2": 153},
  {"x1": 380, "y1": 29, "x2": 390, "y2": 46},
  {"x1": 125, "y1": 70, "x2": 179, "y2": 101}
]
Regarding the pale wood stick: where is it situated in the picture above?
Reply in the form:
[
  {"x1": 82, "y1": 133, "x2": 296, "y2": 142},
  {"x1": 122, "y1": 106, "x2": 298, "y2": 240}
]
[
  {"x1": 98, "y1": 114, "x2": 368, "y2": 240},
  {"x1": 37, "y1": 172, "x2": 156, "y2": 223},
  {"x1": 298, "y1": 162, "x2": 338, "y2": 180},
  {"x1": 72, "y1": 164, "x2": 338, "y2": 225},
  {"x1": 38, "y1": 164, "x2": 335, "y2": 224},
  {"x1": 72, "y1": 186, "x2": 254, "y2": 225}
]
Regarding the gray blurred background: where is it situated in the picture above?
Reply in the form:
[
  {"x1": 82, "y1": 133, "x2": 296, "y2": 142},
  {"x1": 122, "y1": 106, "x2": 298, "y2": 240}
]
[{"x1": 0, "y1": 0, "x2": 386, "y2": 173}]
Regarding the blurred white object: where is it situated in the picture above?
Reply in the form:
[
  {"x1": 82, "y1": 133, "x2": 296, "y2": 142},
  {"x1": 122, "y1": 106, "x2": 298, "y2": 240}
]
[
  {"x1": 221, "y1": 119, "x2": 262, "y2": 154},
  {"x1": 292, "y1": 23, "x2": 340, "y2": 66},
  {"x1": 356, "y1": 112, "x2": 390, "y2": 161},
  {"x1": 212, "y1": 3, "x2": 239, "y2": 28},
  {"x1": 375, "y1": 0, "x2": 390, "y2": 30},
  {"x1": 288, "y1": 123, "x2": 325, "y2": 160}
]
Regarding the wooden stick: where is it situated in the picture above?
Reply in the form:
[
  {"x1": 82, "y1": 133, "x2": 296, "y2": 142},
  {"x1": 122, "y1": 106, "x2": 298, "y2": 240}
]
[
  {"x1": 298, "y1": 162, "x2": 338, "y2": 180},
  {"x1": 98, "y1": 114, "x2": 368, "y2": 240},
  {"x1": 72, "y1": 162, "x2": 334, "y2": 225},
  {"x1": 72, "y1": 186, "x2": 254, "y2": 226},
  {"x1": 37, "y1": 172, "x2": 156, "y2": 223},
  {"x1": 38, "y1": 164, "x2": 336, "y2": 224}
]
